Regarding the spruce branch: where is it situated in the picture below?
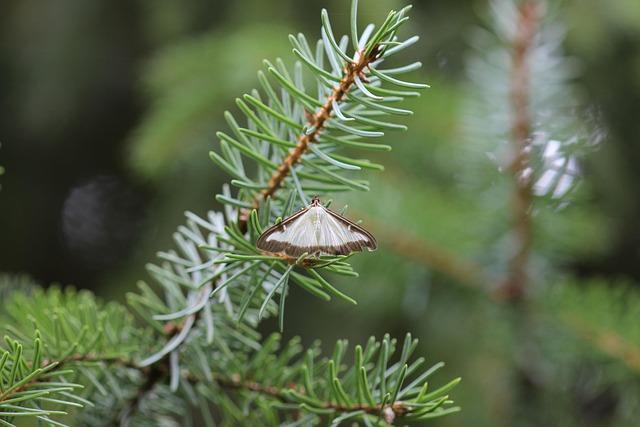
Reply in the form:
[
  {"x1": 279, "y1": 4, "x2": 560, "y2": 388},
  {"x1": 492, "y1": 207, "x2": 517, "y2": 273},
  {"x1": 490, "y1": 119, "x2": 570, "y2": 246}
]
[
  {"x1": 356, "y1": 211, "x2": 490, "y2": 290},
  {"x1": 210, "y1": 3, "x2": 425, "y2": 230},
  {"x1": 563, "y1": 315, "x2": 640, "y2": 374},
  {"x1": 0, "y1": 336, "x2": 84, "y2": 426},
  {"x1": 180, "y1": 332, "x2": 460, "y2": 425},
  {"x1": 1, "y1": 2, "x2": 463, "y2": 425},
  {"x1": 1, "y1": 284, "x2": 459, "y2": 425},
  {"x1": 546, "y1": 281, "x2": 640, "y2": 376},
  {"x1": 501, "y1": 0, "x2": 540, "y2": 300},
  {"x1": 252, "y1": 37, "x2": 383, "y2": 210},
  {"x1": 0, "y1": 287, "x2": 146, "y2": 427},
  {"x1": 135, "y1": 0, "x2": 432, "y2": 361},
  {"x1": 462, "y1": 0, "x2": 600, "y2": 298},
  {"x1": 357, "y1": 202, "x2": 640, "y2": 381}
]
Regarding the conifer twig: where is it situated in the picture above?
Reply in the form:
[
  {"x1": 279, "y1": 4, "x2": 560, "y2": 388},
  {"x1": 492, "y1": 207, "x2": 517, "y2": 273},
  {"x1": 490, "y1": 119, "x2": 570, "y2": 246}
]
[
  {"x1": 6, "y1": 350, "x2": 414, "y2": 424},
  {"x1": 1, "y1": 4, "x2": 461, "y2": 424},
  {"x1": 563, "y1": 314, "x2": 640, "y2": 374},
  {"x1": 204, "y1": 374, "x2": 410, "y2": 423},
  {"x1": 500, "y1": 1, "x2": 540, "y2": 300},
  {"x1": 250, "y1": 47, "x2": 382, "y2": 210},
  {"x1": 355, "y1": 211, "x2": 490, "y2": 291},
  {"x1": 0, "y1": 354, "x2": 137, "y2": 405},
  {"x1": 113, "y1": 361, "x2": 168, "y2": 426},
  {"x1": 365, "y1": 215, "x2": 640, "y2": 378}
]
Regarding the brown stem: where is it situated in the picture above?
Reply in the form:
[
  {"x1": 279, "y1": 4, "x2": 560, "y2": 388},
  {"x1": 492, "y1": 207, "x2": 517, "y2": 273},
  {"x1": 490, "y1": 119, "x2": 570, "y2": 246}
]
[
  {"x1": 352, "y1": 210, "x2": 490, "y2": 291},
  {"x1": 0, "y1": 324, "x2": 181, "y2": 422},
  {"x1": 500, "y1": 1, "x2": 540, "y2": 301},
  {"x1": 242, "y1": 48, "x2": 379, "y2": 221},
  {"x1": 111, "y1": 359, "x2": 168, "y2": 426},
  {"x1": 204, "y1": 373, "x2": 409, "y2": 422},
  {"x1": 5, "y1": 348, "x2": 409, "y2": 424},
  {"x1": 114, "y1": 311, "x2": 198, "y2": 423},
  {"x1": 563, "y1": 314, "x2": 640, "y2": 374},
  {"x1": 354, "y1": 196, "x2": 640, "y2": 376}
]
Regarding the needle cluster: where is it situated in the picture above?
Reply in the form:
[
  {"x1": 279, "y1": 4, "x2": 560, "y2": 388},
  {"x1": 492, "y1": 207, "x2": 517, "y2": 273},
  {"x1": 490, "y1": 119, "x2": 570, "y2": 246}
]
[{"x1": 0, "y1": 2, "x2": 460, "y2": 425}]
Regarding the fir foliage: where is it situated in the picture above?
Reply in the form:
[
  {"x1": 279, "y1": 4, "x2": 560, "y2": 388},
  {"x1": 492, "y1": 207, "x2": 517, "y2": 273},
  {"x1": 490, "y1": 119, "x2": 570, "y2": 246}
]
[
  {"x1": 462, "y1": 0, "x2": 599, "y2": 204},
  {"x1": 0, "y1": 285, "x2": 460, "y2": 426},
  {"x1": 0, "y1": 2, "x2": 460, "y2": 426},
  {"x1": 544, "y1": 279, "x2": 640, "y2": 374},
  {"x1": 297, "y1": 1, "x2": 640, "y2": 425}
]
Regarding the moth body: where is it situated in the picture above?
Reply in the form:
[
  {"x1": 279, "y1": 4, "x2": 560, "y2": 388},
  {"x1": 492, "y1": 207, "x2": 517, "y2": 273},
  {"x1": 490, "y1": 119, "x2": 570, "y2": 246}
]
[{"x1": 256, "y1": 197, "x2": 377, "y2": 259}]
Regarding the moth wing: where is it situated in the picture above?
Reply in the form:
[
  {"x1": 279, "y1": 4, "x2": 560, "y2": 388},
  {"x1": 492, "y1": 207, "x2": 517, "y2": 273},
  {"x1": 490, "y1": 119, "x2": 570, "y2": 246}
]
[
  {"x1": 256, "y1": 207, "x2": 314, "y2": 257},
  {"x1": 256, "y1": 204, "x2": 377, "y2": 257},
  {"x1": 321, "y1": 208, "x2": 377, "y2": 254}
]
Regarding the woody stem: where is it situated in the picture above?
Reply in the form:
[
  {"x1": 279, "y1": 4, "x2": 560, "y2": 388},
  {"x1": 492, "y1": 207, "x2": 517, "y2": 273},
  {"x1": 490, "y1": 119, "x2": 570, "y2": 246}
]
[
  {"x1": 250, "y1": 50, "x2": 376, "y2": 211},
  {"x1": 502, "y1": 1, "x2": 539, "y2": 300}
]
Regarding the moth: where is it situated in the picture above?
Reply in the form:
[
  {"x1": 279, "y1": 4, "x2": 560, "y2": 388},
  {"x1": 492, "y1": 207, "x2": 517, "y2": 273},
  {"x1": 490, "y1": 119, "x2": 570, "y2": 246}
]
[{"x1": 256, "y1": 197, "x2": 377, "y2": 259}]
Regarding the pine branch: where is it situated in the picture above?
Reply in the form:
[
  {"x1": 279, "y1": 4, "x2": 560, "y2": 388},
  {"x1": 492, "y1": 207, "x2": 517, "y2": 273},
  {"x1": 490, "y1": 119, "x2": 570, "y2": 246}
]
[
  {"x1": 0, "y1": 2, "x2": 463, "y2": 425},
  {"x1": 356, "y1": 210, "x2": 490, "y2": 290},
  {"x1": 546, "y1": 280, "x2": 640, "y2": 376},
  {"x1": 252, "y1": 41, "x2": 383, "y2": 210},
  {"x1": 1, "y1": 287, "x2": 460, "y2": 426},
  {"x1": 133, "y1": 1, "x2": 431, "y2": 377},
  {"x1": 563, "y1": 315, "x2": 640, "y2": 374},
  {"x1": 461, "y1": 0, "x2": 600, "y2": 295},
  {"x1": 182, "y1": 333, "x2": 460, "y2": 425},
  {"x1": 0, "y1": 338, "x2": 84, "y2": 426},
  {"x1": 355, "y1": 200, "x2": 640, "y2": 380},
  {"x1": 501, "y1": 0, "x2": 540, "y2": 300}
]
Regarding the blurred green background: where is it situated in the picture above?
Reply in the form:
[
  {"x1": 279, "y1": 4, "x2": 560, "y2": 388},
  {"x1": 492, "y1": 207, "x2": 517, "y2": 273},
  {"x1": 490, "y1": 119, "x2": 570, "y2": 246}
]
[{"x1": 2, "y1": 0, "x2": 640, "y2": 426}]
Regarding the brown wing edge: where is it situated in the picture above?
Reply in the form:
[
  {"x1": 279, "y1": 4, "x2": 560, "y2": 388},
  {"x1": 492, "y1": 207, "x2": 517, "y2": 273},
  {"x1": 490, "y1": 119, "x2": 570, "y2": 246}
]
[
  {"x1": 255, "y1": 206, "x2": 310, "y2": 253},
  {"x1": 255, "y1": 203, "x2": 377, "y2": 258},
  {"x1": 324, "y1": 206, "x2": 377, "y2": 251},
  {"x1": 258, "y1": 240, "x2": 372, "y2": 258}
]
